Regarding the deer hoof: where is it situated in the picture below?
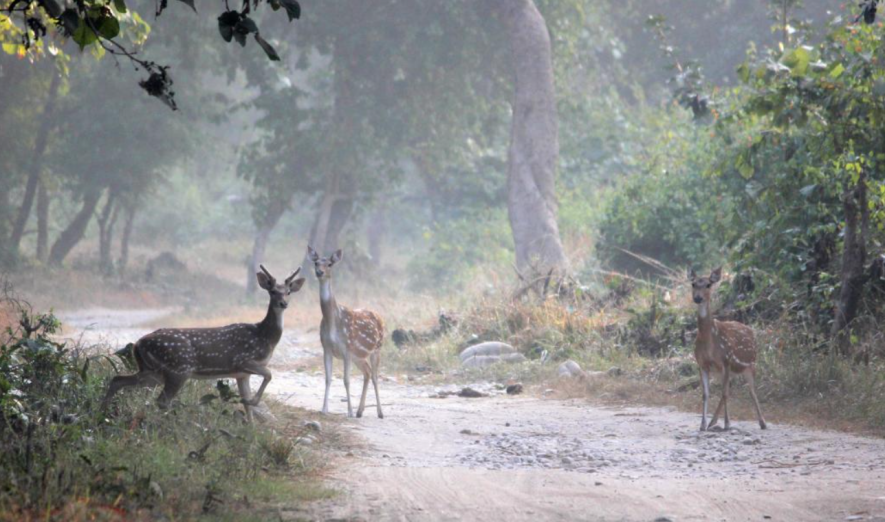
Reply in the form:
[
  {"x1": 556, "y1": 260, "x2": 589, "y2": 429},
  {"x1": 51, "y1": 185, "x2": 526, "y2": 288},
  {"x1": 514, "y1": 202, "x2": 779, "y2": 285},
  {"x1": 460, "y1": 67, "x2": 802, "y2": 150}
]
[
  {"x1": 760, "y1": 421, "x2": 768, "y2": 430},
  {"x1": 356, "y1": 410, "x2": 364, "y2": 418},
  {"x1": 378, "y1": 412, "x2": 384, "y2": 419}
]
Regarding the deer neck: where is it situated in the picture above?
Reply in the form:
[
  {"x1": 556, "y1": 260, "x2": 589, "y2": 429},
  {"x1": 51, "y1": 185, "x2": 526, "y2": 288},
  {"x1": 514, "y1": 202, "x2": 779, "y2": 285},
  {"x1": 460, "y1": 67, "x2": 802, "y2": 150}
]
[
  {"x1": 319, "y1": 279, "x2": 340, "y2": 325},
  {"x1": 258, "y1": 300, "x2": 284, "y2": 346},
  {"x1": 696, "y1": 302, "x2": 716, "y2": 350}
]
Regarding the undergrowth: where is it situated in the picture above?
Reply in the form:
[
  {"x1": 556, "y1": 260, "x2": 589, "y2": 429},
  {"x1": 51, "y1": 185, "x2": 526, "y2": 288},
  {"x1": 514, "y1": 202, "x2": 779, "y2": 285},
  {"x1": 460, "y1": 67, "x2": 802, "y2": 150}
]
[
  {"x1": 386, "y1": 274, "x2": 885, "y2": 435},
  {"x1": 0, "y1": 302, "x2": 332, "y2": 521}
]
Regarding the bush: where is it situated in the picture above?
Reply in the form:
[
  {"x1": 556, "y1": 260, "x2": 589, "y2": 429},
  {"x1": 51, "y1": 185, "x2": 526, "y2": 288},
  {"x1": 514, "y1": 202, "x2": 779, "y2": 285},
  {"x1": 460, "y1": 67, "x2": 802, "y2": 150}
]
[{"x1": 0, "y1": 304, "x2": 327, "y2": 520}]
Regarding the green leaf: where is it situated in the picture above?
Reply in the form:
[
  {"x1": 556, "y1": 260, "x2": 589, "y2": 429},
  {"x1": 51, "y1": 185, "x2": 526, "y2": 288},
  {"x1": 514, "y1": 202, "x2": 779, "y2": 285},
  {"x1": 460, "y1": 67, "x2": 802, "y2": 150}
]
[
  {"x1": 236, "y1": 16, "x2": 258, "y2": 34},
  {"x1": 176, "y1": 0, "x2": 196, "y2": 12},
  {"x1": 39, "y1": 0, "x2": 63, "y2": 18},
  {"x1": 58, "y1": 9, "x2": 80, "y2": 36},
  {"x1": 781, "y1": 46, "x2": 811, "y2": 77},
  {"x1": 113, "y1": 0, "x2": 127, "y2": 13},
  {"x1": 255, "y1": 33, "x2": 280, "y2": 61},
  {"x1": 217, "y1": 11, "x2": 239, "y2": 42},
  {"x1": 829, "y1": 63, "x2": 844, "y2": 78},
  {"x1": 280, "y1": 0, "x2": 300, "y2": 21},
  {"x1": 72, "y1": 20, "x2": 98, "y2": 49},
  {"x1": 736, "y1": 62, "x2": 750, "y2": 83},
  {"x1": 97, "y1": 16, "x2": 120, "y2": 39}
]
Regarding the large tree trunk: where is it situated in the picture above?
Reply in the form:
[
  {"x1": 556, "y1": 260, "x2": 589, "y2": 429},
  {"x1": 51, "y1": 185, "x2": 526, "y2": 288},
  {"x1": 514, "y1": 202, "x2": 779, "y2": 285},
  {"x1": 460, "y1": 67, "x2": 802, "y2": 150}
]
[
  {"x1": 48, "y1": 188, "x2": 102, "y2": 266},
  {"x1": 97, "y1": 189, "x2": 119, "y2": 275},
  {"x1": 831, "y1": 172, "x2": 869, "y2": 355},
  {"x1": 35, "y1": 180, "x2": 50, "y2": 263},
  {"x1": 118, "y1": 200, "x2": 139, "y2": 275},
  {"x1": 246, "y1": 199, "x2": 288, "y2": 294},
  {"x1": 9, "y1": 71, "x2": 61, "y2": 252},
  {"x1": 366, "y1": 208, "x2": 386, "y2": 267},
  {"x1": 302, "y1": 176, "x2": 354, "y2": 269},
  {"x1": 495, "y1": 0, "x2": 568, "y2": 280}
]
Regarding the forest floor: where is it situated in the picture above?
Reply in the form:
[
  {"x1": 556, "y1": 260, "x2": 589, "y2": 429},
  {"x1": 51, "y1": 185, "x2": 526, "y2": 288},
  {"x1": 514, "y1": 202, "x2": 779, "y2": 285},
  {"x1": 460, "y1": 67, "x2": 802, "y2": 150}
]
[{"x1": 57, "y1": 307, "x2": 885, "y2": 522}]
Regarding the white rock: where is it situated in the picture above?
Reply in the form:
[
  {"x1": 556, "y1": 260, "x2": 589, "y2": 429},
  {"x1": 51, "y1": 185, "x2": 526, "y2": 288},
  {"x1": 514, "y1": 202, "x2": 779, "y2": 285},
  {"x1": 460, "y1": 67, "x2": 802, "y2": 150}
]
[
  {"x1": 461, "y1": 353, "x2": 527, "y2": 368},
  {"x1": 557, "y1": 360, "x2": 586, "y2": 379},
  {"x1": 459, "y1": 342, "x2": 517, "y2": 362}
]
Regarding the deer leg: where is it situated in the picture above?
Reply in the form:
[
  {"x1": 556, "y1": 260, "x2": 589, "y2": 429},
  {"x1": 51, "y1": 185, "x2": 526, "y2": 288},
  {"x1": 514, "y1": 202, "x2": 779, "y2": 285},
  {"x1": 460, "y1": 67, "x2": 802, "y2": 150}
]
[
  {"x1": 322, "y1": 348, "x2": 333, "y2": 414},
  {"x1": 237, "y1": 377, "x2": 254, "y2": 423},
  {"x1": 708, "y1": 395, "x2": 725, "y2": 429},
  {"x1": 371, "y1": 351, "x2": 383, "y2": 419},
  {"x1": 343, "y1": 350, "x2": 354, "y2": 418},
  {"x1": 356, "y1": 359, "x2": 370, "y2": 418},
  {"x1": 722, "y1": 365, "x2": 731, "y2": 431},
  {"x1": 708, "y1": 373, "x2": 725, "y2": 428},
  {"x1": 700, "y1": 368, "x2": 710, "y2": 431},
  {"x1": 240, "y1": 363, "x2": 272, "y2": 406},
  {"x1": 157, "y1": 374, "x2": 188, "y2": 410},
  {"x1": 745, "y1": 369, "x2": 767, "y2": 430}
]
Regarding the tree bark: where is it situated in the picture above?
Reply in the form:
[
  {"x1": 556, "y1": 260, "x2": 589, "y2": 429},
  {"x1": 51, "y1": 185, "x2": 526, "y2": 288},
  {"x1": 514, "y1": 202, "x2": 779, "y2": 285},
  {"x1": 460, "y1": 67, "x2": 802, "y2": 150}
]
[
  {"x1": 48, "y1": 188, "x2": 102, "y2": 266},
  {"x1": 831, "y1": 172, "x2": 869, "y2": 355},
  {"x1": 246, "y1": 199, "x2": 288, "y2": 294},
  {"x1": 97, "y1": 189, "x2": 119, "y2": 275},
  {"x1": 35, "y1": 179, "x2": 50, "y2": 263},
  {"x1": 118, "y1": 201, "x2": 138, "y2": 275},
  {"x1": 495, "y1": 0, "x2": 568, "y2": 279},
  {"x1": 366, "y1": 208, "x2": 386, "y2": 267},
  {"x1": 9, "y1": 71, "x2": 61, "y2": 252}
]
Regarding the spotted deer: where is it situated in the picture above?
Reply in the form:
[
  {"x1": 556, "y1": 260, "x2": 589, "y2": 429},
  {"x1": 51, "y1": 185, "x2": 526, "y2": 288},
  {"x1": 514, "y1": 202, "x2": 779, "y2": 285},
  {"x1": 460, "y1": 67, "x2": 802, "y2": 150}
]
[
  {"x1": 308, "y1": 246, "x2": 385, "y2": 418},
  {"x1": 690, "y1": 267, "x2": 767, "y2": 431},
  {"x1": 103, "y1": 265, "x2": 306, "y2": 421}
]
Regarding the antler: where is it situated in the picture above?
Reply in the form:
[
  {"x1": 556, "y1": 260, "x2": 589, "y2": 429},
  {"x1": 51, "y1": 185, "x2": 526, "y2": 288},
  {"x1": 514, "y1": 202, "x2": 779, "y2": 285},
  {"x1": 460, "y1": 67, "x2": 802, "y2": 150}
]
[
  {"x1": 285, "y1": 267, "x2": 302, "y2": 284},
  {"x1": 259, "y1": 264, "x2": 276, "y2": 283}
]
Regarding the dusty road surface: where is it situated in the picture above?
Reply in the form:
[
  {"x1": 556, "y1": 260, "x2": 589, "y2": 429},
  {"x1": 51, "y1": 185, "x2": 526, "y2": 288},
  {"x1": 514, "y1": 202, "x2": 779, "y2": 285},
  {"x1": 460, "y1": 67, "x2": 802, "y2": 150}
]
[{"x1": 63, "y1": 309, "x2": 885, "y2": 522}]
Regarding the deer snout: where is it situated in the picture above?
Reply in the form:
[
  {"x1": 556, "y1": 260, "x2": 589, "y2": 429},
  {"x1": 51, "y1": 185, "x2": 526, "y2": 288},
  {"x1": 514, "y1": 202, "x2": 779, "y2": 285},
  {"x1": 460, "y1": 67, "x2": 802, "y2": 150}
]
[
  {"x1": 315, "y1": 269, "x2": 325, "y2": 278},
  {"x1": 693, "y1": 295, "x2": 703, "y2": 304},
  {"x1": 279, "y1": 300, "x2": 288, "y2": 309}
]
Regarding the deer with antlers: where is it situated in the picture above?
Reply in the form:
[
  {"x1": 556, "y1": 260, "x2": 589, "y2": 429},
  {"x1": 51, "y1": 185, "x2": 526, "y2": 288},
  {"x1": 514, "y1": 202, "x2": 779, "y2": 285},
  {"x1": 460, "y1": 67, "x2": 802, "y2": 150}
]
[
  {"x1": 690, "y1": 267, "x2": 767, "y2": 431},
  {"x1": 308, "y1": 246, "x2": 385, "y2": 418},
  {"x1": 103, "y1": 265, "x2": 306, "y2": 421}
]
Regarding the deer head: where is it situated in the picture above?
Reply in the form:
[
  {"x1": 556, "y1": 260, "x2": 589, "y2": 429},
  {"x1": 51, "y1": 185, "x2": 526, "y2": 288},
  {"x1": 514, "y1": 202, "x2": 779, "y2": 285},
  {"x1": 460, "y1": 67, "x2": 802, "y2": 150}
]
[
  {"x1": 257, "y1": 264, "x2": 306, "y2": 310},
  {"x1": 307, "y1": 246, "x2": 343, "y2": 281},
  {"x1": 689, "y1": 267, "x2": 722, "y2": 305}
]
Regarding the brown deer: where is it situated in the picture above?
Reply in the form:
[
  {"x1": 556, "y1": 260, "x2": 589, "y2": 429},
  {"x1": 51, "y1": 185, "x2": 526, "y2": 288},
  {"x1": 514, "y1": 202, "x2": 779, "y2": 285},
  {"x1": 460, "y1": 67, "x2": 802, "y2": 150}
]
[
  {"x1": 308, "y1": 246, "x2": 384, "y2": 418},
  {"x1": 103, "y1": 265, "x2": 306, "y2": 421},
  {"x1": 690, "y1": 267, "x2": 767, "y2": 431}
]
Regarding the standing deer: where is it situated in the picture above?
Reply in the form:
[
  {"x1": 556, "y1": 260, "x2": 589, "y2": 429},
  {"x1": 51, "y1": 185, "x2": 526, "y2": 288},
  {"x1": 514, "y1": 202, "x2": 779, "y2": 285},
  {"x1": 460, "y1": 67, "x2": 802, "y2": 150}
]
[
  {"x1": 103, "y1": 265, "x2": 306, "y2": 421},
  {"x1": 308, "y1": 246, "x2": 385, "y2": 418},
  {"x1": 691, "y1": 267, "x2": 767, "y2": 431}
]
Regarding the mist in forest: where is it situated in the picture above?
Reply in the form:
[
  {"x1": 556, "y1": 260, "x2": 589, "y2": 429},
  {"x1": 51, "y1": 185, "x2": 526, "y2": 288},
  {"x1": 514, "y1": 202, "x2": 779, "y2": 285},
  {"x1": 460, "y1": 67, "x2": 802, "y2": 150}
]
[{"x1": 0, "y1": 0, "x2": 844, "y2": 308}]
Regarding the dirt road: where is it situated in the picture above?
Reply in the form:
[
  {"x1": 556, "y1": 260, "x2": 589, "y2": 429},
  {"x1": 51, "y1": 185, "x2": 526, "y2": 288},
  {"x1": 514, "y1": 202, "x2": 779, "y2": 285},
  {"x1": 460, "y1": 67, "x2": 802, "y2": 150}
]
[{"x1": 61, "y1": 308, "x2": 885, "y2": 522}]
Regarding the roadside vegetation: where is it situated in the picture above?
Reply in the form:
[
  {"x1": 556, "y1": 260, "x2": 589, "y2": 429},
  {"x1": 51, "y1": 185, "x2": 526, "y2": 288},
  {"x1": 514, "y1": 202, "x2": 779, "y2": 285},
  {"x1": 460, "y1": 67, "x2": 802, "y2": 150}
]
[{"x1": 0, "y1": 292, "x2": 333, "y2": 521}]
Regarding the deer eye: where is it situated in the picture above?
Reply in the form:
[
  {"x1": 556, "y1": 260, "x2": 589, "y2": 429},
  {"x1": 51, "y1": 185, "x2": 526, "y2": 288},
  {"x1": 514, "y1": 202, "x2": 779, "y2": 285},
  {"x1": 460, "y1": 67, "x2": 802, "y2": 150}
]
[{"x1": 706, "y1": 284, "x2": 712, "y2": 288}]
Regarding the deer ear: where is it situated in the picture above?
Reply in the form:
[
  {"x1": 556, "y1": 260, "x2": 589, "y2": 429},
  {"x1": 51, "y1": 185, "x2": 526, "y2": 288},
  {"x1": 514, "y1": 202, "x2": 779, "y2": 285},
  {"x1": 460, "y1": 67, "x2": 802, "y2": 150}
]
[
  {"x1": 710, "y1": 267, "x2": 722, "y2": 283},
  {"x1": 307, "y1": 245, "x2": 319, "y2": 263},
  {"x1": 330, "y1": 249, "x2": 343, "y2": 264},
  {"x1": 289, "y1": 277, "x2": 306, "y2": 293},
  {"x1": 257, "y1": 272, "x2": 274, "y2": 291}
]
